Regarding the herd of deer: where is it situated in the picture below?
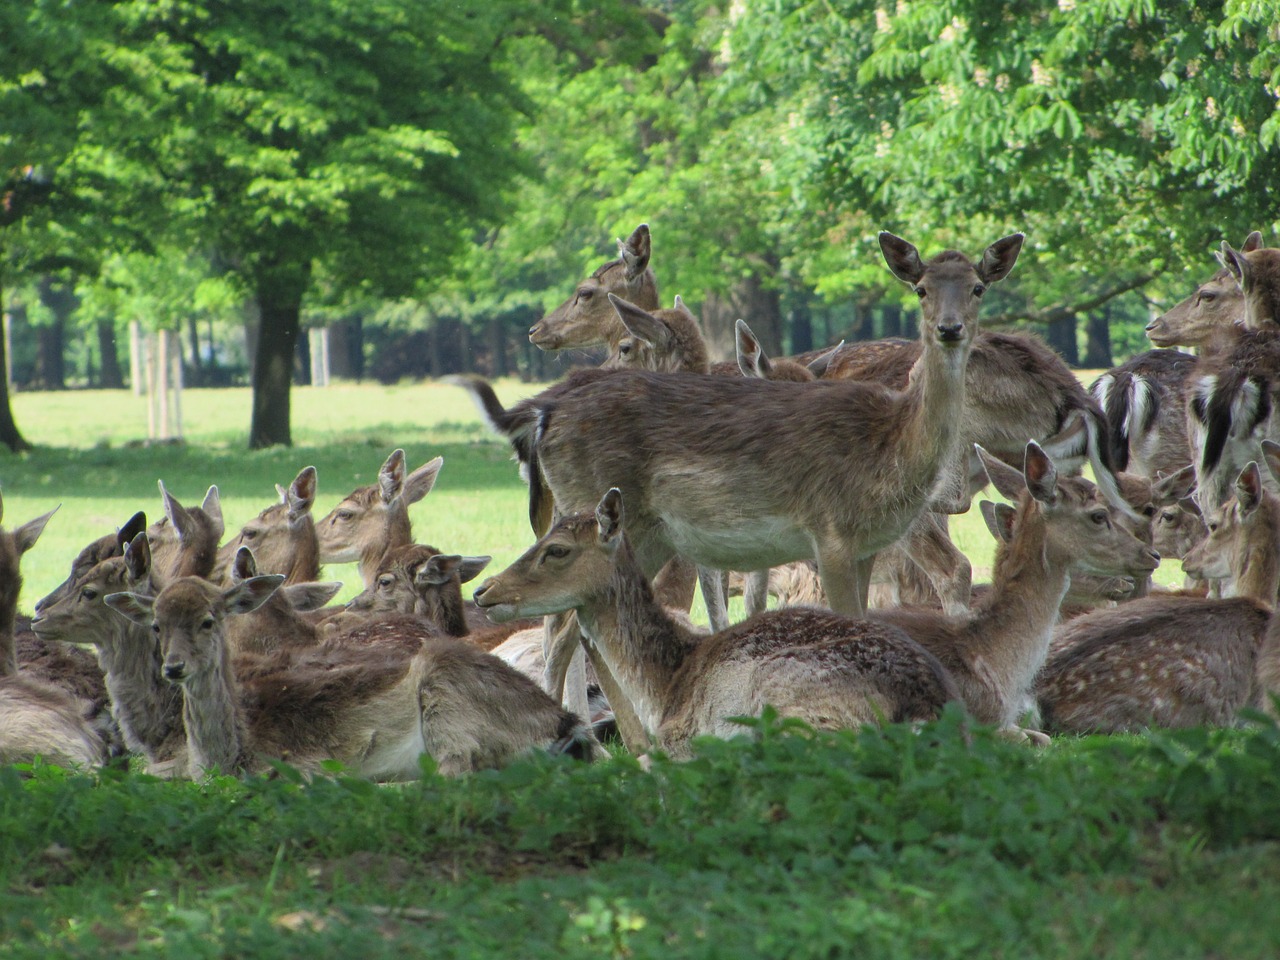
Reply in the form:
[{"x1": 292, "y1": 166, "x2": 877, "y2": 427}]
[{"x1": 2, "y1": 224, "x2": 1279, "y2": 778}]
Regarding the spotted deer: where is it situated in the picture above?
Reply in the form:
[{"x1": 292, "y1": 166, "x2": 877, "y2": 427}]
[
  {"x1": 316, "y1": 449, "x2": 443, "y2": 589},
  {"x1": 213, "y1": 466, "x2": 321, "y2": 585},
  {"x1": 1035, "y1": 451, "x2": 1280, "y2": 733},
  {"x1": 868, "y1": 443, "x2": 1160, "y2": 743},
  {"x1": 105, "y1": 575, "x2": 596, "y2": 779},
  {"x1": 474, "y1": 489, "x2": 958, "y2": 758}
]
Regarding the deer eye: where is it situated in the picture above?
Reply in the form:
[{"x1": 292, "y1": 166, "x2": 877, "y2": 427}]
[
  {"x1": 1142, "y1": 504, "x2": 1156, "y2": 518},
  {"x1": 913, "y1": 286, "x2": 926, "y2": 299},
  {"x1": 972, "y1": 284, "x2": 986, "y2": 297},
  {"x1": 152, "y1": 622, "x2": 161, "y2": 634},
  {"x1": 578, "y1": 288, "x2": 594, "y2": 301},
  {"x1": 1090, "y1": 510, "x2": 1110, "y2": 526},
  {"x1": 1207, "y1": 521, "x2": 1220, "y2": 533},
  {"x1": 1200, "y1": 291, "x2": 1217, "y2": 303},
  {"x1": 336, "y1": 510, "x2": 354, "y2": 522},
  {"x1": 242, "y1": 528, "x2": 258, "y2": 540},
  {"x1": 619, "y1": 342, "x2": 633, "y2": 356},
  {"x1": 1160, "y1": 510, "x2": 1178, "y2": 523},
  {"x1": 80, "y1": 587, "x2": 98, "y2": 601},
  {"x1": 543, "y1": 544, "x2": 570, "y2": 561},
  {"x1": 378, "y1": 575, "x2": 395, "y2": 589},
  {"x1": 201, "y1": 616, "x2": 216, "y2": 630}
]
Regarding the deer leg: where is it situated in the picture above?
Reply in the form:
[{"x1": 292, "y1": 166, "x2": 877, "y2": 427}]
[
  {"x1": 899, "y1": 512, "x2": 972, "y2": 615},
  {"x1": 815, "y1": 542, "x2": 864, "y2": 616},
  {"x1": 652, "y1": 554, "x2": 697, "y2": 612},
  {"x1": 698, "y1": 565, "x2": 732, "y2": 632},
  {"x1": 742, "y1": 569, "x2": 770, "y2": 617}
]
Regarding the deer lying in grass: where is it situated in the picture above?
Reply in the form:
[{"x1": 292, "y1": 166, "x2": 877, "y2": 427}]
[
  {"x1": 316, "y1": 449, "x2": 444, "y2": 589},
  {"x1": 148, "y1": 482, "x2": 224, "y2": 583},
  {"x1": 1184, "y1": 235, "x2": 1280, "y2": 515},
  {"x1": 31, "y1": 532, "x2": 186, "y2": 767},
  {"x1": 867, "y1": 443, "x2": 1160, "y2": 743},
  {"x1": 0, "y1": 497, "x2": 109, "y2": 768},
  {"x1": 213, "y1": 466, "x2": 321, "y2": 585},
  {"x1": 223, "y1": 547, "x2": 341, "y2": 656},
  {"x1": 474, "y1": 488, "x2": 958, "y2": 757},
  {"x1": 529, "y1": 224, "x2": 658, "y2": 351},
  {"x1": 1036, "y1": 451, "x2": 1280, "y2": 732},
  {"x1": 35, "y1": 512, "x2": 147, "y2": 617},
  {"x1": 105, "y1": 575, "x2": 596, "y2": 778},
  {"x1": 464, "y1": 232, "x2": 1023, "y2": 620}
]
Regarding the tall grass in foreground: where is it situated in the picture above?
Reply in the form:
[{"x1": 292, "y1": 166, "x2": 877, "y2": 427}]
[{"x1": 2, "y1": 379, "x2": 1181, "y2": 612}]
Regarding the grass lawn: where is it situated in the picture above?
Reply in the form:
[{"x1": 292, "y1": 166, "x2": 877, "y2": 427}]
[{"x1": 3, "y1": 377, "x2": 1275, "y2": 958}]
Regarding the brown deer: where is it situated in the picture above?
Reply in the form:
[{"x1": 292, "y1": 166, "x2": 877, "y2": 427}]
[
  {"x1": 1037, "y1": 450, "x2": 1280, "y2": 733},
  {"x1": 529, "y1": 224, "x2": 658, "y2": 351},
  {"x1": 213, "y1": 466, "x2": 321, "y2": 585},
  {"x1": 34, "y1": 511, "x2": 147, "y2": 616},
  {"x1": 463, "y1": 232, "x2": 1024, "y2": 620},
  {"x1": 222, "y1": 547, "x2": 342, "y2": 656},
  {"x1": 1143, "y1": 232, "x2": 1258, "y2": 349},
  {"x1": 1090, "y1": 349, "x2": 1198, "y2": 480},
  {"x1": 1185, "y1": 238, "x2": 1280, "y2": 515},
  {"x1": 105, "y1": 576, "x2": 596, "y2": 778},
  {"x1": 602, "y1": 295, "x2": 710, "y2": 374},
  {"x1": 31, "y1": 532, "x2": 186, "y2": 768},
  {"x1": 0, "y1": 497, "x2": 109, "y2": 768},
  {"x1": 868, "y1": 443, "x2": 1160, "y2": 742},
  {"x1": 473, "y1": 489, "x2": 959, "y2": 758},
  {"x1": 148, "y1": 482, "x2": 224, "y2": 583},
  {"x1": 316, "y1": 449, "x2": 444, "y2": 589}
]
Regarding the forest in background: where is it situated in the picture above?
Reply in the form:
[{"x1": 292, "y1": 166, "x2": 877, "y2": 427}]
[{"x1": 3, "y1": 0, "x2": 1278, "y2": 448}]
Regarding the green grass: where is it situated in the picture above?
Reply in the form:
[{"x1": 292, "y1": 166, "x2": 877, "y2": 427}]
[{"x1": 2, "y1": 380, "x2": 1277, "y2": 957}]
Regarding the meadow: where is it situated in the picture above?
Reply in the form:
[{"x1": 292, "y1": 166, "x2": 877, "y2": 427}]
[{"x1": 2, "y1": 380, "x2": 1278, "y2": 958}]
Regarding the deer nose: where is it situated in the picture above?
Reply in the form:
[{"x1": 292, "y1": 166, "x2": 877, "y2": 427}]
[
  {"x1": 163, "y1": 660, "x2": 187, "y2": 682},
  {"x1": 473, "y1": 581, "x2": 493, "y2": 605},
  {"x1": 936, "y1": 320, "x2": 965, "y2": 342}
]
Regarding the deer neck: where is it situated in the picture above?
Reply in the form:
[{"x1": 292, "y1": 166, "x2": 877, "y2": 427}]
[
  {"x1": 574, "y1": 542, "x2": 696, "y2": 735},
  {"x1": 98, "y1": 618, "x2": 185, "y2": 759},
  {"x1": 360, "y1": 506, "x2": 413, "y2": 588},
  {"x1": 180, "y1": 644, "x2": 247, "y2": 777},
  {"x1": 902, "y1": 337, "x2": 970, "y2": 473},
  {"x1": 972, "y1": 503, "x2": 1068, "y2": 721},
  {"x1": 1231, "y1": 520, "x2": 1280, "y2": 605}
]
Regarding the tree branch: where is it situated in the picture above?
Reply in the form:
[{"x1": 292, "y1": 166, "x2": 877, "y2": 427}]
[{"x1": 987, "y1": 273, "x2": 1156, "y2": 326}]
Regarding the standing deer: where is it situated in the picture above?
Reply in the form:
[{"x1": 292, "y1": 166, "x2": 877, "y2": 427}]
[
  {"x1": 316, "y1": 449, "x2": 444, "y2": 589},
  {"x1": 1143, "y1": 232, "x2": 1258, "y2": 349},
  {"x1": 869, "y1": 443, "x2": 1160, "y2": 742},
  {"x1": 474, "y1": 489, "x2": 958, "y2": 758},
  {"x1": 105, "y1": 576, "x2": 596, "y2": 778}
]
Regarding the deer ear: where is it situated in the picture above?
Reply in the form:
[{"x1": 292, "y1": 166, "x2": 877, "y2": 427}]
[
  {"x1": 1243, "y1": 231, "x2": 1264, "y2": 253},
  {"x1": 232, "y1": 546, "x2": 257, "y2": 582},
  {"x1": 596, "y1": 488, "x2": 625, "y2": 545},
  {"x1": 735, "y1": 319, "x2": 769, "y2": 378},
  {"x1": 1236, "y1": 461, "x2": 1264, "y2": 513},
  {"x1": 201, "y1": 485, "x2": 223, "y2": 537},
  {"x1": 287, "y1": 466, "x2": 318, "y2": 521},
  {"x1": 975, "y1": 445, "x2": 1026, "y2": 500},
  {"x1": 404, "y1": 456, "x2": 443, "y2": 505},
  {"x1": 379, "y1": 449, "x2": 407, "y2": 504},
  {"x1": 416, "y1": 554, "x2": 462, "y2": 587},
  {"x1": 118, "y1": 511, "x2": 148, "y2": 548},
  {"x1": 1023, "y1": 441, "x2": 1059, "y2": 505},
  {"x1": 124, "y1": 531, "x2": 152, "y2": 582},
  {"x1": 223, "y1": 575, "x2": 285, "y2": 615},
  {"x1": 979, "y1": 500, "x2": 1016, "y2": 543},
  {"x1": 608, "y1": 293, "x2": 671, "y2": 348},
  {"x1": 14, "y1": 506, "x2": 58, "y2": 555},
  {"x1": 1151, "y1": 464, "x2": 1197, "y2": 504},
  {"x1": 105, "y1": 591, "x2": 155, "y2": 626},
  {"x1": 806, "y1": 341, "x2": 844, "y2": 379},
  {"x1": 1260, "y1": 439, "x2": 1280, "y2": 486},
  {"x1": 1220, "y1": 241, "x2": 1251, "y2": 288},
  {"x1": 280, "y1": 581, "x2": 343, "y2": 611},
  {"x1": 457, "y1": 555, "x2": 492, "y2": 584},
  {"x1": 878, "y1": 232, "x2": 925, "y2": 285},
  {"x1": 618, "y1": 223, "x2": 651, "y2": 281},
  {"x1": 977, "y1": 233, "x2": 1024, "y2": 284}
]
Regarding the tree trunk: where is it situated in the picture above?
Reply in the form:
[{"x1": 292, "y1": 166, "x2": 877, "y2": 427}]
[
  {"x1": 0, "y1": 276, "x2": 30, "y2": 452},
  {"x1": 98, "y1": 320, "x2": 125, "y2": 389},
  {"x1": 789, "y1": 295, "x2": 814, "y2": 354},
  {"x1": 487, "y1": 318, "x2": 508, "y2": 377},
  {"x1": 249, "y1": 263, "x2": 309, "y2": 449},
  {"x1": 1081, "y1": 308, "x2": 1113, "y2": 368},
  {"x1": 293, "y1": 327, "x2": 311, "y2": 386},
  {"x1": 35, "y1": 276, "x2": 72, "y2": 389},
  {"x1": 1046, "y1": 313, "x2": 1080, "y2": 367},
  {"x1": 880, "y1": 303, "x2": 903, "y2": 339}
]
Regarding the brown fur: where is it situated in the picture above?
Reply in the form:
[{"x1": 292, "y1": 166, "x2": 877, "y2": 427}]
[
  {"x1": 529, "y1": 224, "x2": 658, "y2": 351},
  {"x1": 213, "y1": 466, "x2": 320, "y2": 586},
  {"x1": 475, "y1": 492, "x2": 958, "y2": 758},
  {"x1": 1090, "y1": 349, "x2": 1198, "y2": 478},
  {"x1": 147, "y1": 483, "x2": 224, "y2": 583},
  {"x1": 602, "y1": 295, "x2": 710, "y2": 374}
]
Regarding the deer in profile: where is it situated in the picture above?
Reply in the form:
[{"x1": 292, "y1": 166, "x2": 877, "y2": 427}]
[
  {"x1": 34, "y1": 511, "x2": 147, "y2": 617},
  {"x1": 106, "y1": 575, "x2": 596, "y2": 779},
  {"x1": 316, "y1": 449, "x2": 444, "y2": 589},
  {"x1": 1036, "y1": 450, "x2": 1280, "y2": 733},
  {"x1": 31, "y1": 532, "x2": 186, "y2": 768},
  {"x1": 529, "y1": 224, "x2": 658, "y2": 352},
  {"x1": 1143, "y1": 232, "x2": 1257, "y2": 350},
  {"x1": 213, "y1": 466, "x2": 321, "y2": 586},
  {"x1": 222, "y1": 547, "x2": 342, "y2": 656},
  {"x1": 867, "y1": 443, "x2": 1160, "y2": 743},
  {"x1": 0, "y1": 496, "x2": 109, "y2": 768},
  {"x1": 147, "y1": 482, "x2": 224, "y2": 583},
  {"x1": 474, "y1": 488, "x2": 958, "y2": 758},
  {"x1": 463, "y1": 232, "x2": 1024, "y2": 621}
]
